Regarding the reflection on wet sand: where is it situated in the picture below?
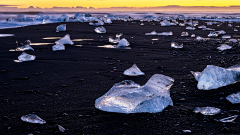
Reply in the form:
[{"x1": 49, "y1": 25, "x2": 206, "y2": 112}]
[
  {"x1": 42, "y1": 37, "x2": 62, "y2": 40},
  {"x1": 30, "y1": 43, "x2": 54, "y2": 46}
]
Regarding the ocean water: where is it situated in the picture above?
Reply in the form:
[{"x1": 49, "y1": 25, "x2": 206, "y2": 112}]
[{"x1": 0, "y1": 12, "x2": 240, "y2": 29}]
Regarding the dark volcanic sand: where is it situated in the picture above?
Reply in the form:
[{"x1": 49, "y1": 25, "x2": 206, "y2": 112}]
[{"x1": 0, "y1": 20, "x2": 240, "y2": 134}]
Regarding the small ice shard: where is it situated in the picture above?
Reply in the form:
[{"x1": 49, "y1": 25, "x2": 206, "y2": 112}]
[
  {"x1": 57, "y1": 14, "x2": 69, "y2": 22},
  {"x1": 208, "y1": 31, "x2": 218, "y2": 37},
  {"x1": 21, "y1": 114, "x2": 46, "y2": 124},
  {"x1": 52, "y1": 43, "x2": 65, "y2": 51},
  {"x1": 203, "y1": 28, "x2": 215, "y2": 31},
  {"x1": 117, "y1": 38, "x2": 130, "y2": 48},
  {"x1": 217, "y1": 44, "x2": 232, "y2": 51},
  {"x1": 123, "y1": 64, "x2": 145, "y2": 76},
  {"x1": 56, "y1": 24, "x2": 66, "y2": 32},
  {"x1": 191, "y1": 34, "x2": 196, "y2": 37},
  {"x1": 216, "y1": 30, "x2": 226, "y2": 35},
  {"x1": 15, "y1": 52, "x2": 36, "y2": 62},
  {"x1": 159, "y1": 32, "x2": 173, "y2": 36},
  {"x1": 55, "y1": 124, "x2": 65, "y2": 133},
  {"x1": 219, "y1": 115, "x2": 238, "y2": 123},
  {"x1": 160, "y1": 20, "x2": 171, "y2": 26},
  {"x1": 95, "y1": 74, "x2": 174, "y2": 113},
  {"x1": 190, "y1": 71, "x2": 201, "y2": 81},
  {"x1": 229, "y1": 39, "x2": 238, "y2": 43},
  {"x1": 198, "y1": 25, "x2": 206, "y2": 29},
  {"x1": 145, "y1": 31, "x2": 159, "y2": 35},
  {"x1": 179, "y1": 23, "x2": 185, "y2": 26},
  {"x1": 196, "y1": 36, "x2": 203, "y2": 42},
  {"x1": 186, "y1": 26, "x2": 195, "y2": 30},
  {"x1": 222, "y1": 35, "x2": 231, "y2": 39},
  {"x1": 191, "y1": 64, "x2": 240, "y2": 90},
  {"x1": 181, "y1": 32, "x2": 189, "y2": 37},
  {"x1": 182, "y1": 130, "x2": 191, "y2": 134},
  {"x1": 104, "y1": 18, "x2": 112, "y2": 24},
  {"x1": 94, "y1": 26, "x2": 106, "y2": 33},
  {"x1": 15, "y1": 40, "x2": 34, "y2": 51},
  {"x1": 171, "y1": 41, "x2": 183, "y2": 48},
  {"x1": 90, "y1": 20, "x2": 104, "y2": 26},
  {"x1": 140, "y1": 23, "x2": 144, "y2": 26},
  {"x1": 226, "y1": 92, "x2": 240, "y2": 104},
  {"x1": 228, "y1": 24, "x2": 232, "y2": 27},
  {"x1": 194, "y1": 107, "x2": 221, "y2": 115},
  {"x1": 55, "y1": 34, "x2": 74, "y2": 45},
  {"x1": 109, "y1": 33, "x2": 123, "y2": 43}
]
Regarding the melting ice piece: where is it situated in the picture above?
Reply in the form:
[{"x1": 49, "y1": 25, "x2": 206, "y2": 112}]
[
  {"x1": 196, "y1": 36, "x2": 203, "y2": 42},
  {"x1": 226, "y1": 92, "x2": 240, "y2": 104},
  {"x1": 104, "y1": 18, "x2": 112, "y2": 24},
  {"x1": 171, "y1": 41, "x2": 183, "y2": 48},
  {"x1": 90, "y1": 21, "x2": 104, "y2": 26},
  {"x1": 234, "y1": 29, "x2": 238, "y2": 32},
  {"x1": 117, "y1": 38, "x2": 130, "y2": 48},
  {"x1": 159, "y1": 32, "x2": 173, "y2": 36},
  {"x1": 219, "y1": 115, "x2": 238, "y2": 123},
  {"x1": 55, "y1": 34, "x2": 74, "y2": 45},
  {"x1": 109, "y1": 33, "x2": 123, "y2": 43},
  {"x1": 15, "y1": 40, "x2": 34, "y2": 51},
  {"x1": 145, "y1": 31, "x2": 159, "y2": 35},
  {"x1": 181, "y1": 32, "x2": 189, "y2": 37},
  {"x1": 140, "y1": 23, "x2": 144, "y2": 26},
  {"x1": 52, "y1": 43, "x2": 65, "y2": 51},
  {"x1": 216, "y1": 30, "x2": 226, "y2": 35},
  {"x1": 191, "y1": 64, "x2": 240, "y2": 90},
  {"x1": 94, "y1": 26, "x2": 106, "y2": 33},
  {"x1": 15, "y1": 52, "x2": 36, "y2": 62},
  {"x1": 186, "y1": 26, "x2": 195, "y2": 30},
  {"x1": 222, "y1": 35, "x2": 231, "y2": 39},
  {"x1": 56, "y1": 124, "x2": 65, "y2": 133},
  {"x1": 21, "y1": 114, "x2": 46, "y2": 124},
  {"x1": 217, "y1": 44, "x2": 232, "y2": 51},
  {"x1": 190, "y1": 71, "x2": 201, "y2": 81},
  {"x1": 56, "y1": 24, "x2": 66, "y2": 32},
  {"x1": 229, "y1": 39, "x2": 238, "y2": 43},
  {"x1": 123, "y1": 64, "x2": 145, "y2": 76},
  {"x1": 0, "y1": 34, "x2": 14, "y2": 37},
  {"x1": 208, "y1": 31, "x2": 218, "y2": 37},
  {"x1": 95, "y1": 74, "x2": 174, "y2": 113},
  {"x1": 160, "y1": 20, "x2": 171, "y2": 26},
  {"x1": 198, "y1": 25, "x2": 206, "y2": 29},
  {"x1": 194, "y1": 107, "x2": 221, "y2": 115},
  {"x1": 191, "y1": 34, "x2": 196, "y2": 37}
]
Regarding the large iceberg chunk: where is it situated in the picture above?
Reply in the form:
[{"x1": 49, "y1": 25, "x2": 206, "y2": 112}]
[
  {"x1": 123, "y1": 64, "x2": 145, "y2": 76},
  {"x1": 55, "y1": 34, "x2": 74, "y2": 45},
  {"x1": 226, "y1": 92, "x2": 240, "y2": 104},
  {"x1": 95, "y1": 74, "x2": 174, "y2": 113},
  {"x1": 191, "y1": 64, "x2": 240, "y2": 90},
  {"x1": 57, "y1": 14, "x2": 69, "y2": 22},
  {"x1": 56, "y1": 24, "x2": 66, "y2": 32},
  {"x1": 117, "y1": 38, "x2": 130, "y2": 48}
]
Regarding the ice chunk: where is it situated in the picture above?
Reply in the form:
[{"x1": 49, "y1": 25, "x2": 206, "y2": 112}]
[
  {"x1": 191, "y1": 64, "x2": 240, "y2": 90},
  {"x1": 57, "y1": 14, "x2": 69, "y2": 22},
  {"x1": 179, "y1": 23, "x2": 185, "y2": 26},
  {"x1": 186, "y1": 26, "x2": 195, "y2": 30},
  {"x1": 109, "y1": 33, "x2": 123, "y2": 43},
  {"x1": 159, "y1": 32, "x2": 173, "y2": 36},
  {"x1": 171, "y1": 41, "x2": 183, "y2": 48},
  {"x1": 191, "y1": 34, "x2": 196, "y2": 37},
  {"x1": 56, "y1": 124, "x2": 65, "y2": 133},
  {"x1": 234, "y1": 29, "x2": 238, "y2": 32},
  {"x1": 104, "y1": 18, "x2": 112, "y2": 24},
  {"x1": 55, "y1": 34, "x2": 74, "y2": 45},
  {"x1": 181, "y1": 32, "x2": 189, "y2": 37},
  {"x1": 196, "y1": 36, "x2": 203, "y2": 42},
  {"x1": 226, "y1": 92, "x2": 240, "y2": 104},
  {"x1": 145, "y1": 31, "x2": 159, "y2": 35},
  {"x1": 52, "y1": 43, "x2": 65, "y2": 51},
  {"x1": 140, "y1": 23, "x2": 144, "y2": 26},
  {"x1": 15, "y1": 40, "x2": 34, "y2": 51},
  {"x1": 229, "y1": 39, "x2": 238, "y2": 43},
  {"x1": 217, "y1": 44, "x2": 232, "y2": 51},
  {"x1": 56, "y1": 24, "x2": 66, "y2": 32},
  {"x1": 216, "y1": 30, "x2": 226, "y2": 35},
  {"x1": 194, "y1": 107, "x2": 221, "y2": 115},
  {"x1": 95, "y1": 74, "x2": 174, "y2": 113},
  {"x1": 117, "y1": 38, "x2": 130, "y2": 48},
  {"x1": 94, "y1": 26, "x2": 106, "y2": 33},
  {"x1": 21, "y1": 114, "x2": 46, "y2": 124},
  {"x1": 15, "y1": 52, "x2": 36, "y2": 62},
  {"x1": 198, "y1": 25, "x2": 206, "y2": 29},
  {"x1": 208, "y1": 31, "x2": 218, "y2": 37},
  {"x1": 90, "y1": 21, "x2": 104, "y2": 26},
  {"x1": 160, "y1": 20, "x2": 171, "y2": 26},
  {"x1": 123, "y1": 64, "x2": 145, "y2": 76},
  {"x1": 219, "y1": 115, "x2": 238, "y2": 123},
  {"x1": 222, "y1": 35, "x2": 231, "y2": 39}
]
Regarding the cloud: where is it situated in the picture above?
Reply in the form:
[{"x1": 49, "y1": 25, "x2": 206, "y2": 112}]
[{"x1": 0, "y1": 4, "x2": 19, "y2": 7}]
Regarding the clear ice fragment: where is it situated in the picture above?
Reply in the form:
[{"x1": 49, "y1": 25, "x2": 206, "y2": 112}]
[
  {"x1": 52, "y1": 43, "x2": 65, "y2": 51},
  {"x1": 191, "y1": 64, "x2": 240, "y2": 90},
  {"x1": 208, "y1": 31, "x2": 218, "y2": 37},
  {"x1": 56, "y1": 124, "x2": 65, "y2": 132},
  {"x1": 55, "y1": 34, "x2": 74, "y2": 45},
  {"x1": 226, "y1": 92, "x2": 240, "y2": 104},
  {"x1": 145, "y1": 31, "x2": 159, "y2": 35},
  {"x1": 117, "y1": 38, "x2": 130, "y2": 48},
  {"x1": 21, "y1": 114, "x2": 46, "y2": 124},
  {"x1": 222, "y1": 35, "x2": 231, "y2": 39},
  {"x1": 219, "y1": 115, "x2": 238, "y2": 123},
  {"x1": 123, "y1": 64, "x2": 145, "y2": 76},
  {"x1": 159, "y1": 32, "x2": 173, "y2": 36},
  {"x1": 95, "y1": 74, "x2": 174, "y2": 113},
  {"x1": 15, "y1": 40, "x2": 34, "y2": 51},
  {"x1": 196, "y1": 36, "x2": 203, "y2": 41},
  {"x1": 191, "y1": 34, "x2": 196, "y2": 37},
  {"x1": 217, "y1": 44, "x2": 232, "y2": 51},
  {"x1": 186, "y1": 26, "x2": 195, "y2": 30},
  {"x1": 94, "y1": 26, "x2": 106, "y2": 33},
  {"x1": 171, "y1": 41, "x2": 183, "y2": 48},
  {"x1": 216, "y1": 30, "x2": 226, "y2": 35},
  {"x1": 194, "y1": 107, "x2": 221, "y2": 115},
  {"x1": 198, "y1": 25, "x2": 206, "y2": 29},
  {"x1": 181, "y1": 32, "x2": 189, "y2": 37},
  {"x1": 56, "y1": 24, "x2": 66, "y2": 32},
  {"x1": 109, "y1": 33, "x2": 123, "y2": 43},
  {"x1": 15, "y1": 52, "x2": 36, "y2": 62}
]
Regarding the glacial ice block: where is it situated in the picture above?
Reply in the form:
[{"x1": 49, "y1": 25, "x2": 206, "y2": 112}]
[
  {"x1": 21, "y1": 114, "x2": 46, "y2": 124},
  {"x1": 194, "y1": 107, "x2": 221, "y2": 115},
  {"x1": 123, "y1": 64, "x2": 145, "y2": 76},
  {"x1": 55, "y1": 34, "x2": 74, "y2": 45},
  {"x1": 191, "y1": 64, "x2": 240, "y2": 90},
  {"x1": 94, "y1": 26, "x2": 106, "y2": 33},
  {"x1": 117, "y1": 38, "x2": 130, "y2": 48},
  {"x1": 95, "y1": 74, "x2": 174, "y2": 113},
  {"x1": 226, "y1": 92, "x2": 240, "y2": 104},
  {"x1": 15, "y1": 52, "x2": 36, "y2": 62},
  {"x1": 56, "y1": 24, "x2": 66, "y2": 32},
  {"x1": 217, "y1": 44, "x2": 232, "y2": 51},
  {"x1": 52, "y1": 43, "x2": 65, "y2": 51}
]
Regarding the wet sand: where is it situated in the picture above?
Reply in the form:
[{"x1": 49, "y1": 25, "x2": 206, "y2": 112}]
[{"x1": 0, "y1": 20, "x2": 240, "y2": 134}]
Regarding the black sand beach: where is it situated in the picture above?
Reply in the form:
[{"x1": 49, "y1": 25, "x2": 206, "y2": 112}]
[{"x1": 1, "y1": 20, "x2": 240, "y2": 134}]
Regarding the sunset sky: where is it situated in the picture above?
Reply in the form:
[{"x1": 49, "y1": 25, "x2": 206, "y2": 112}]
[{"x1": 1, "y1": 0, "x2": 240, "y2": 8}]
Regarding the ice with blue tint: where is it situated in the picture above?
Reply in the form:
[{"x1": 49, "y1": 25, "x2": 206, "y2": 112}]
[
  {"x1": 181, "y1": 32, "x2": 189, "y2": 37},
  {"x1": 109, "y1": 33, "x2": 123, "y2": 43},
  {"x1": 56, "y1": 24, "x2": 66, "y2": 32},
  {"x1": 94, "y1": 26, "x2": 106, "y2": 33},
  {"x1": 89, "y1": 20, "x2": 104, "y2": 26},
  {"x1": 171, "y1": 41, "x2": 183, "y2": 48},
  {"x1": 208, "y1": 31, "x2": 218, "y2": 37},
  {"x1": 52, "y1": 43, "x2": 65, "y2": 51},
  {"x1": 15, "y1": 52, "x2": 36, "y2": 62},
  {"x1": 57, "y1": 14, "x2": 69, "y2": 22},
  {"x1": 123, "y1": 64, "x2": 145, "y2": 76},
  {"x1": 15, "y1": 40, "x2": 34, "y2": 51},
  {"x1": 191, "y1": 64, "x2": 240, "y2": 90},
  {"x1": 145, "y1": 31, "x2": 159, "y2": 35},
  {"x1": 95, "y1": 74, "x2": 174, "y2": 113},
  {"x1": 194, "y1": 107, "x2": 221, "y2": 115},
  {"x1": 104, "y1": 18, "x2": 112, "y2": 24},
  {"x1": 217, "y1": 44, "x2": 232, "y2": 51},
  {"x1": 226, "y1": 92, "x2": 240, "y2": 104},
  {"x1": 55, "y1": 34, "x2": 74, "y2": 45},
  {"x1": 21, "y1": 114, "x2": 46, "y2": 124},
  {"x1": 117, "y1": 38, "x2": 130, "y2": 48}
]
